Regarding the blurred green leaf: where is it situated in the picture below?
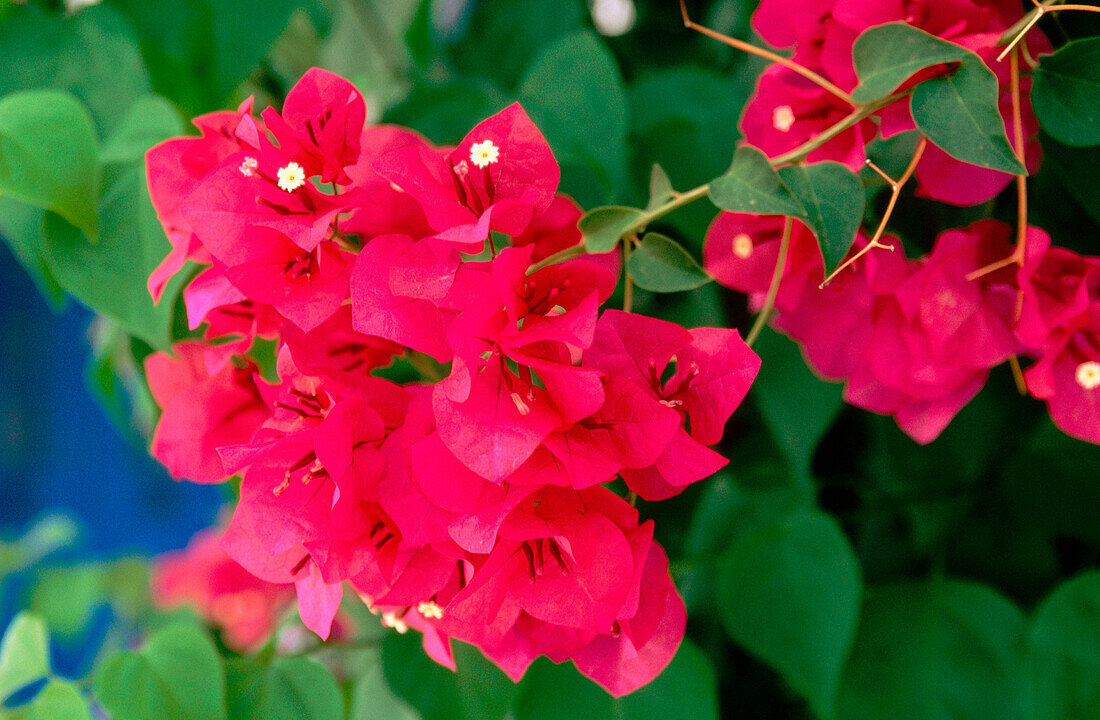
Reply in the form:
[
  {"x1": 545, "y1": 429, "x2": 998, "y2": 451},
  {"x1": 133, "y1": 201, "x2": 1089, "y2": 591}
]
[
  {"x1": 851, "y1": 23, "x2": 968, "y2": 104},
  {"x1": 709, "y1": 146, "x2": 805, "y2": 217},
  {"x1": 0, "y1": 198, "x2": 65, "y2": 310},
  {"x1": 630, "y1": 67, "x2": 748, "y2": 196},
  {"x1": 95, "y1": 623, "x2": 226, "y2": 720},
  {"x1": 385, "y1": 78, "x2": 508, "y2": 145},
  {"x1": 1026, "y1": 571, "x2": 1100, "y2": 720},
  {"x1": 0, "y1": 90, "x2": 99, "y2": 239},
  {"x1": 37, "y1": 91, "x2": 185, "y2": 349},
  {"x1": 1005, "y1": 421, "x2": 1100, "y2": 545},
  {"x1": 347, "y1": 658, "x2": 420, "y2": 720},
  {"x1": 382, "y1": 634, "x2": 516, "y2": 720},
  {"x1": 29, "y1": 566, "x2": 105, "y2": 638},
  {"x1": 719, "y1": 508, "x2": 861, "y2": 719},
  {"x1": 579, "y1": 205, "x2": 642, "y2": 253},
  {"x1": 646, "y1": 164, "x2": 674, "y2": 212},
  {"x1": 109, "y1": 0, "x2": 297, "y2": 112},
  {"x1": 1032, "y1": 37, "x2": 1100, "y2": 147},
  {"x1": 627, "y1": 232, "x2": 711, "y2": 292},
  {"x1": 1039, "y1": 134, "x2": 1100, "y2": 232},
  {"x1": 0, "y1": 515, "x2": 79, "y2": 576},
  {"x1": 452, "y1": 0, "x2": 586, "y2": 90},
  {"x1": 778, "y1": 162, "x2": 865, "y2": 276},
  {"x1": 519, "y1": 30, "x2": 627, "y2": 206},
  {"x1": 99, "y1": 95, "x2": 182, "y2": 165},
  {"x1": 23, "y1": 681, "x2": 92, "y2": 720},
  {"x1": 751, "y1": 328, "x2": 844, "y2": 484},
  {"x1": 0, "y1": 4, "x2": 150, "y2": 135},
  {"x1": 224, "y1": 656, "x2": 344, "y2": 720},
  {"x1": 837, "y1": 579, "x2": 1026, "y2": 720},
  {"x1": 513, "y1": 640, "x2": 718, "y2": 720},
  {"x1": 911, "y1": 58, "x2": 1025, "y2": 174},
  {"x1": 0, "y1": 613, "x2": 50, "y2": 702}
]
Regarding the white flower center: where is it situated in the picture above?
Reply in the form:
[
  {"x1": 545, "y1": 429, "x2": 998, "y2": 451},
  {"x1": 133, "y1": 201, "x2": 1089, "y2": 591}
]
[
  {"x1": 277, "y1": 162, "x2": 306, "y2": 192},
  {"x1": 1076, "y1": 361, "x2": 1100, "y2": 390},
  {"x1": 417, "y1": 601, "x2": 444, "y2": 619},
  {"x1": 733, "y1": 233, "x2": 753, "y2": 259},
  {"x1": 381, "y1": 612, "x2": 408, "y2": 634},
  {"x1": 239, "y1": 156, "x2": 258, "y2": 176},
  {"x1": 772, "y1": 105, "x2": 795, "y2": 132},
  {"x1": 469, "y1": 139, "x2": 500, "y2": 168}
]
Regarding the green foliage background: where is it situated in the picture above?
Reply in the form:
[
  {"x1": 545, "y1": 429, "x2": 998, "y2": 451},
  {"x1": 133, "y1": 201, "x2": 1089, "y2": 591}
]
[{"x1": 1, "y1": 0, "x2": 1099, "y2": 718}]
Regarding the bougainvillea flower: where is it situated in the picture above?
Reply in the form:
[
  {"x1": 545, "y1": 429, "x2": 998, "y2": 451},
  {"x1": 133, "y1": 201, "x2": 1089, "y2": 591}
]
[
  {"x1": 740, "y1": 65, "x2": 875, "y2": 171},
  {"x1": 373, "y1": 103, "x2": 559, "y2": 251},
  {"x1": 152, "y1": 527, "x2": 295, "y2": 651},
  {"x1": 584, "y1": 310, "x2": 759, "y2": 498},
  {"x1": 839, "y1": 221, "x2": 1020, "y2": 443},
  {"x1": 1025, "y1": 303, "x2": 1100, "y2": 445},
  {"x1": 1016, "y1": 229, "x2": 1100, "y2": 350},
  {"x1": 145, "y1": 343, "x2": 269, "y2": 484},
  {"x1": 704, "y1": 213, "x2": 826, "y2": 317},
  {"x1": 260, "y1": 67, "x2": 367, "y2": 186},
  {"x1": 280, "y1": 306, "x2": 402, "y2": 377},
  {"x1": 217, "y1": 226, "x2": 353, "y2": 333}
]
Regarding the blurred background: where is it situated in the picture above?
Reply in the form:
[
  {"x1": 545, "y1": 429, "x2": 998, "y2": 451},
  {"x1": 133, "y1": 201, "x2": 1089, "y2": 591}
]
[{"x1": 2, "y1": 0, "x2": 1100, "y2": 717}]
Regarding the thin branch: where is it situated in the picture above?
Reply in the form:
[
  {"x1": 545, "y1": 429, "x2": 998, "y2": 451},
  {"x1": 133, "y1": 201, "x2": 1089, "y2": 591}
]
[
  {"x1": 679, "y1": 0, "x2": 854, "y2": 106},
  {"x1": 746, "y1": 217, "x2": 792, "y2": 346},
  {"x1": 526, "y1": 244, "x2": 587, "y2": 274},
  {"x1": 819, "y1": 136, "x2": 928, "y2": 288},
  {"x1": 622, "y1": 234, "x2": 636, "y2": 313},
  {"x1": 997, "y1": 0, "x2": 1100, "y2": 61}
]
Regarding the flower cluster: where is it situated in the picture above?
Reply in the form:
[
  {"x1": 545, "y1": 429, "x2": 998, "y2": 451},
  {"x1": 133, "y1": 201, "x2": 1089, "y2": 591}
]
[
  {"x1": 742, "y1": 0, "x2": 1048, "y2": 205},
  {"x1": 706, "y1": 213, "x2": 1100, "y2": 445},
  {"x1": 143, "y1": 68, "x2": 760, "y2": 694}
]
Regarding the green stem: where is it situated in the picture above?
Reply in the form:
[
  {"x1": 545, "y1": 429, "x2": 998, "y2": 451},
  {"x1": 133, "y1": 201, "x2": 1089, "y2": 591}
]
[
  {"x1": 622, "y1": 234, "x2": 635, "y2": 313},
  {"x1": 998, "y1": 0, "x2": 1061, "y2": 47},
  {"x1": 526, "y1": 244, "x2": 588, "y2": 274},
  {"x1": 745, "y1": 216, "x2": 792, "y2": 347},
  {"x1": 769, "y1": 90, "x2": 910, "y2": 166}
]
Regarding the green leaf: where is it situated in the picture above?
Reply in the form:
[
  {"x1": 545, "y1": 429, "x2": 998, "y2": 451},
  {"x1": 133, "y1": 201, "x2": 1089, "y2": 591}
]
[
  {"x1": 110, "y1": 0, "x2": 296, "y2": 112},
  {"x1": 0, "y1": 613, "x2": 50, "y2": 702},
  {"x1": 95, "y1": 623, "x2": 227, "y2": 720},
  {"x1": 851, "y1": 23, "x2": 969, "y2": 104},
  {"x1": 777, "y1": 162, "x2": 865, "y2": 277},
  {"x1": 519, "y1": 30, "x2": 627, "y2": 205},
  {"x1": 99, "y1": 95, "x2": 182, "y2": 165},
  {"x1": 0, "y1": 4, "x2": 151, "y2": 135},
  {"x1": 24, "y1": 681, "x2": 92, "y2": 720},
  {"x1": 708, "y1": 146, "x2": 805, "y2": 217},
  {"x1": 751, "y1": 327, "x2": 844, "y2": 484},
  {"x1": 0, "y1": 90, "x2": 99, "y2": 239},
  {"x1": 578, "y1": 205, "x2": 643, "y2": 253},
  {"x1": 1032, "y1": 37, "x2": 1100, "y2": 147},
  {"x1": 29, "y1": 565, "x2": 106, "y2": 638},
  {"x1": 39, "y1": 102, "x2": 185, "y2": 349},
  {"x1": 646, "y1": 164, "x2": 674, "y2": 212},
  {"x1": 911, "y1": 58, "x2": 1026, "y2": 175},
  {"x1": 513, "y1": 641, "x2": 718, "y2": 720},
  {"x1": 719, "y1": 508, "x2": 861, "y2": 719},
  {"x1": 627, "y1": 232, "x2": 712, "y2": 293},
  {"x1": 619, "y1": 640, "x2": 719, "y2": 720},
  {"x1": 224, "y1": 657, "x2": 344, "y2": 720},
  {"x1": 1026, "y1": 572, "x2": 1100, "y2": 719},
  {"x1": 837, "y1": 579, "x2": 1027, "y2": 720},
  {"x1": 382, "y1": 633, "x2": 516, "y2": 720},
  {"x1": 0, "y1": 198, "x2": 65, "y2": 309}
]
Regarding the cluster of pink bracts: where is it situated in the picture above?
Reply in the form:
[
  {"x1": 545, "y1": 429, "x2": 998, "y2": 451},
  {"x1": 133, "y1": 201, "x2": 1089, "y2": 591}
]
[
  {"x1": 143, "y1": 68, "x2": 759, "y2": 694},
  {"x1": 705, "y1": 0, "x2": 1099, "y2": 445}
]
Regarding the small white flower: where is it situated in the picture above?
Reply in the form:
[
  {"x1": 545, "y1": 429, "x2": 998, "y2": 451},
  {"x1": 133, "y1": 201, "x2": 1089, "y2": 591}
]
[
  {"x1": 772, "y1": 105, "x2": 796, "y2": 133},
  {"x1": 469, "y1": 139, "x2": 500, "y2": 168},
  {"x1": 381, "y1": 612, "x2": 409, "y2": 634},
  {"x1": 417, "y1": 600, "x2": 444, "y2": 620},
  {"x1": 1076, "y1": 361, "x2": 1100, "y2": 390},
  {"x1": 277, "y1": 161, "x2": 306, "y2": 192},
  {"x1": 239, "y1": 156, "x2": 258, "y2": 177},
  {"x1": 732, "y1": 233, "x2": 753, "y2": 259}
]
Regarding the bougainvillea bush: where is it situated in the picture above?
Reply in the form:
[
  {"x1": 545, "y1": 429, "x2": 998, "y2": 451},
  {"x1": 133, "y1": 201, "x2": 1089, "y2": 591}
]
[{"x1": 1, "y1": 0, "x2": 1100, "y2": 718}]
